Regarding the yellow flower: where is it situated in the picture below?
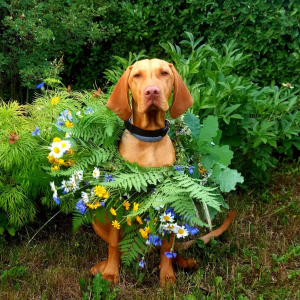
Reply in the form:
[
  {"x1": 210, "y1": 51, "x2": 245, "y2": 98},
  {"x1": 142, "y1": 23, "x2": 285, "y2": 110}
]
[
  {"x1": 145, "y1": 227, "x2": 151, "y2": 234},
  {"x1": 136, "y1": 216, "x2": 143, "y2": 225},
  {"x1": 123, "y1": 200, "x2": 130, "y2": 210},
  {"x1": 127, "y1": 217, "x2": 132, "y2": 226},
  {"x1": 53, "y1": 159, "x2": 60, "y2": 165},
  {"x1": 112, "y1": 220, "x2": 120, "y2": 229},
  {"x1": 58, "y1": 159, "x2": 64, "y2": 165},
  {"x1": 86, "y1": 201, "x2": 101, "y2": 210},
  {"x1": 133, "y1": 202, "x2": 139, "y2": 211},
  {"x1": 110, "y1": 207, "x2": 117, "y2": 216},
  {"x1": 139, "y1": 229, "x2": 148, "y2": 239},
  {"x1": 66, "y1": 148, "x2": 75, "y2": 154},
  {"x1": 51, "y1": 97, "x2": 60, "y2": 105},
  {"x1": 53, "y1": 137, "x2": 62, "y2": 142},
  {"x1": 103, "y1": 192, "x2": 110, "y2": 199},
  {"x1": 94, "y1": 185, "x2": 107, "y2": 198},
  {"x1": 51, "y1": 165, "x2": 60, "y2": 172},
  {"x1": 154, "y1": 217, "x2": 157, "y2": 222},
  {"x1": 65, "y1": 121, "x2": 74, "y2": 128},
  {"x1": 47, "y1": 155, "x2": 55, "y2": 163}
]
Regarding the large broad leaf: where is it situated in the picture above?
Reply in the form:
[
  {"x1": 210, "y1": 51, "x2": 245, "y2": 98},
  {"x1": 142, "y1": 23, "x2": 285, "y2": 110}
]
[
  {"x1": 199, "y1": 115, "x2": 219, "y2": 143},
  {"x1": 184, "y1": 112, "x2": 201, "y2": 140},
  {"x1": 204, "y1": 144, "x2": 234, "y2": 167},
  {"x1": 214, "y1": 168, "x2": 244, "y2": 192}
]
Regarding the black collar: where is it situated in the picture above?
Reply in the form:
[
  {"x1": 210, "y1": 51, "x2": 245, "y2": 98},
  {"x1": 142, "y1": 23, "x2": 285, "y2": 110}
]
[{"x1": 124, "y1": 117, "x2": 169, "y2": 142}]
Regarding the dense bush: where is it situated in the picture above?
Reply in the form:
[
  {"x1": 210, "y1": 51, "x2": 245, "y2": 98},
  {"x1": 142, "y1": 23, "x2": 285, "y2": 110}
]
[{"x1": 1, "y1": 0, "x2": 299, "y2": 102}]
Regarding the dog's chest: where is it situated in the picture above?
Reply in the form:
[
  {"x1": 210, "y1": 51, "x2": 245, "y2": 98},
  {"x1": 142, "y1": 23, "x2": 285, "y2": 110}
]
[{"x1": 119, "y1": 130, "x2": 176, "y2": 168}]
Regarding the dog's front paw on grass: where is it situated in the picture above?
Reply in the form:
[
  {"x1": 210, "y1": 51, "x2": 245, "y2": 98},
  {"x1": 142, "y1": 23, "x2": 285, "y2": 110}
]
[
  {"x1": 102, "y1": 272, "x2": 119, "y2": 284},
  {"x1": 90, "y1": 260, "x2": 107, "y2": 276},
  {"x1": 159, "y1": 267, "x2": 176, "y2": 287}
]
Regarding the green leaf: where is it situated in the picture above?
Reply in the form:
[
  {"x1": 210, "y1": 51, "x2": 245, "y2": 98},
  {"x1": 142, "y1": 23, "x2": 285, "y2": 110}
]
[
  {"x1": 7, "y1": 226, "x2": 15, "y2": 236},
  {"x1": 184, "y1": 112, "x2": 201, "y2": 140},
  {"x1": 199, "y1": 116, "x2": 218, "y2": 143},
  {"x1": 214, "y1": 168, "x2": 244, "y2": 192}
]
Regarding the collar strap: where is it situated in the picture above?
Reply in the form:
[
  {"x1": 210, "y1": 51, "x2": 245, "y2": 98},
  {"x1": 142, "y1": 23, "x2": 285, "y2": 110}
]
[{"x1": 124, "y1": 117, "x2": 169, "y2": 143}]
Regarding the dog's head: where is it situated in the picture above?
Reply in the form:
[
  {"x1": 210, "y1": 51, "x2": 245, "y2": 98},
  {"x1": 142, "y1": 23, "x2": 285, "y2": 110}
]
[{"x1": 107, "y1": 59, "x2": 193, "y2": 123}]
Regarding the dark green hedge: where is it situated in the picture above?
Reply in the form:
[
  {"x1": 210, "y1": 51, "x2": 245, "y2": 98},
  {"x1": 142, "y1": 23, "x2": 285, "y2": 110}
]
[{"x1": 0, "y1": 0, "x2": 299, "y2": 102}]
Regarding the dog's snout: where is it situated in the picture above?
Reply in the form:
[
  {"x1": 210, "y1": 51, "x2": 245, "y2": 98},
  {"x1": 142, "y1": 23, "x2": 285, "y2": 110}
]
[{"x1": 144, "y1": 85, "x2": 160, "y2": 99}]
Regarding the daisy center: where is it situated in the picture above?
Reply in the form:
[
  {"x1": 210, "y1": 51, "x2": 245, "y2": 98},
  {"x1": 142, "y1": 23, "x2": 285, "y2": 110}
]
[
  {"x1": 178, "y1": 229, "x2": 184, "y2": 234},
  {"x1": 163, "y1": 216, "x2": 170, "y2": 221},
  {"x1": 53, "y1": 147, "x2": 60, "y2": 154},
  {"x1": 61, "y1": 143, "x2": 66, "y2": 148}
]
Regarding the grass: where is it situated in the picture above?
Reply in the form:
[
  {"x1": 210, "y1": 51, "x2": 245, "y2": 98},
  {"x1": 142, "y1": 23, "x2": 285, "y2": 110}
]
[{"x1": 1, "y1": 163, "x2": 300, "y2": 299}]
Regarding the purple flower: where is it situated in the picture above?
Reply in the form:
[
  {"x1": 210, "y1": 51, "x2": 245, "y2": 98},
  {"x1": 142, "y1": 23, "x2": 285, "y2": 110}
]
[
  {"x1": 31, "y1": 126, "x2": 41, "y2": 136},
  {"x1": 104, "y1": 174, "x2": 114, "y2": 182},
  {"x1": 188, "y1": 166, "x2": 195, "y2": 174},
  {"x1": 165, "y1": 207, "x2": 176, "y2": 217},
  {"x1": 184, "y1": 224, "x2": 199, "y2": 235},
  {"x1": 164, "y1": 252, "x2": 177, "y2": 259},
  {"x1": 100, "y1": 202, "x2": 105, "y2": 207},
  {"x1": 76, "y1": 200, "x2": 86, "y2": 214},
  {"x1": 36, "y1": 82, "x2": 45, "y2": 89},
  {"x1": 84, "y1": 107, "x2": 94, "y2": 114},
  {"x1": 174, "y1": 165, "x2": 184, "y2": 173},
  {"x1": 139, "y1": 260, "x2": 145, "y2": 268},
  {"x1": 53, "y1": 196, "x2": 60, "y2": 205},
  {"x1": 85, "y1": 181, "x2": 89, "y2": 186}
]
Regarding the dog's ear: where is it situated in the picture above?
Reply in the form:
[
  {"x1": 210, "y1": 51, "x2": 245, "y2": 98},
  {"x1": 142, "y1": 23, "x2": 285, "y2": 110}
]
[
  {"x1": 107, "y1": 66, "x2": 133, "y2": 121},
  {"x1": 169, "y1": 64, "x2": 193, "y2": 119}
]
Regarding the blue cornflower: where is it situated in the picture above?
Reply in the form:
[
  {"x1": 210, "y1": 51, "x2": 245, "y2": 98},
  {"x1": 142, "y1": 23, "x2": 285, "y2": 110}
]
[
  {"x1": 165, "y1": 207, "x2": 176, "y2": 217},
  {"x1": 100, "y1": 202, "x2": 105, "y2": 207},
  {"x1": 56, "y1": 120, "x2": 64, "y2": 126},
  {"x1": 188, "y1": 166, "x2": 195, "y2": 174},
  {"x1": 144, "y1": 215, "x2": 150, "y2": 222},
  {"x1": 152, "y1": 189, "x2": 157, "y2": 194},
  {"x1": 76, "y1": 200, "x2": 86, "y2": 214},
  {"x1": 104, "y1": 174, "x2": 114, "y2": 182},
  {"x1": 164, "y1": 252, "x2": 177, "y2": 259},
  {"x1": 62, "y1": 189, "x2": 67, "y2": 194},
  {"x1": 36, "y1": 82, "x2": 45, "y2": 89},
  {"x1": 53, "y1": 196, "x2": 60, "y2": 205},
  {"x1": 31, "y1": 126, "x2": 41, "y2": 136},
  {"x1": 139, "y1": 260, "x2": 145, "y2": 268},
  {"x1": 146, "y1": 234, "x2": 162, "y2": 246},
  {"x1": 174, "y1": 165, "x2": 184, "y2": 173},
  {"x1": 85, "y1": 181, "x2": 89, "y2": 186},
  {"x1": 84, "y1": 107, "x2": 94, "y2": 114},
  {"x1": 184, "y1": 224, "x2": 199, "y2": 235},
  {"x1": 153, "y1": 235, "x2": 162, "y2": 246}
]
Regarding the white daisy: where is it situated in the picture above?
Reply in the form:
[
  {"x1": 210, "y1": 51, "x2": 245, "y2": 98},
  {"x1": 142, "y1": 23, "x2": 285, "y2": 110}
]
[
  {"x1": 60, "y1": 140, "x2": 71, "y2": 152},
  {"x1": 68, "y1": 180, "x2": 79, "y2": 192},
  {"x1": 50, "y1": 181, "x2": 56, "y2": 193},
  {"x1": 160, "y1": 212, "x2": 175, "y2": 223},
  {"x1": 176, "y1": 226, "x2": 189, "y2": 238},
  {"x1": 81, "y1": 192, "x2": 89, "y2": 204},
  {"x1": 163, "y1": 222, "x2": 180, "y2": 233},
  {"x1": 76, "y1": 111, "x2": 83, "y2": 118},
  {"x1": 71, "y1": 170, "x2": 83, "y2": 182},
  {"x1": 49, "y1": 142, "x2": 64, "y2": 158},
  {"x1": 61, "y1": 180, "x2": 70, "y2": 193},
  {"x1": 92, "y1": 167, "x2": 100, "y2": 179},
  {"x1": 65, "y1": 133, "x2": 71, "y2": 138}
]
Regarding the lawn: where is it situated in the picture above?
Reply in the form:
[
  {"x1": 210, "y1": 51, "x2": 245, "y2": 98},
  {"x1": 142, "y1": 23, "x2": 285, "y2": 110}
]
[{"x1": 1, "y1": 163, "x2": 299, "y2": 300}]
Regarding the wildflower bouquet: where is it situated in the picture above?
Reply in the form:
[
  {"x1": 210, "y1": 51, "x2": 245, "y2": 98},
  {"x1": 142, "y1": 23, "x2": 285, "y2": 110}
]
[{"x1": 45, "y1": 87, "x2": 243, "y2": 266}]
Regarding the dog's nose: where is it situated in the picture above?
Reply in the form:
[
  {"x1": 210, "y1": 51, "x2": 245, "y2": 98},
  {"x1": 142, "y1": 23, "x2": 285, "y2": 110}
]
[{"x1": 144, "y1": 85, "x2": 160, "y2": 99}]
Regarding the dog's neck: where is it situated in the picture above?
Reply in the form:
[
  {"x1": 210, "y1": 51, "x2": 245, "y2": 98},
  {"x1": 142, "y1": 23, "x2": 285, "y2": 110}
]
[{"x1": 131, "y1": 100, "x2": 166, "y2": 130}]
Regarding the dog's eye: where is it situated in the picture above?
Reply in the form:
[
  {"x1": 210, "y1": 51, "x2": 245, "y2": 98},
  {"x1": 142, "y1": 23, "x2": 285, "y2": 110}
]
[
  {"x1": 133, "y1": 74, "x2": 141, "y2": 78},
  {"x1": 161, "y1": 71, "x2": 168, "y2": 76}
]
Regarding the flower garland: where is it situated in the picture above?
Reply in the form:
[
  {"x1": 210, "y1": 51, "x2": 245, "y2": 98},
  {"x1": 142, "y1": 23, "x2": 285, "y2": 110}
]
[{"x1": 45, "y1": 105, "x2": 217, "y2": 267}]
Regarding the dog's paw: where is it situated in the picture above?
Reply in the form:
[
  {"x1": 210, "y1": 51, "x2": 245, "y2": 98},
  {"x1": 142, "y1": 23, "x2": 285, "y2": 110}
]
[
  {"x1": 90, "y1": 260, "x2": 107, "y2": 276},
  {"x1": 173, "y1": 256, "x2": 198, "y2": 270},
  {"x1": 102, "y1": 272, "x2": 119, "y2": 284},
  {"x1": 159, "y1": 267, "x2": 176, "y2": 287}
]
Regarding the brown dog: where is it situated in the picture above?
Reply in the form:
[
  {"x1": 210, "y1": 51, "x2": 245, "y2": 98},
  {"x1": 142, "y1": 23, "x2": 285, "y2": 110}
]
[{"x1": 91, "y1": 59, "x2": 235, "y2": 286}]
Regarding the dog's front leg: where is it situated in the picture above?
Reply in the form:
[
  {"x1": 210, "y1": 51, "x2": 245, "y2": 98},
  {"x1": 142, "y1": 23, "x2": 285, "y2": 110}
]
[
  {"x1": 100, "y1": 223, "x2": 120, "y2": 283},
  {"x1": 159, "y1": 233, "x2": 176, "y2": 286}
]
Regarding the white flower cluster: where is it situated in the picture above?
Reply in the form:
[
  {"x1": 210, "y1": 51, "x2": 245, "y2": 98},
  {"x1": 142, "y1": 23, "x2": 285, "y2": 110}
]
[
  {"x1": 61, "y1": 170, "x2": 84, "y2": 193},
  {"x1": 49, "y1": 140, "x2": 71, "y2": 158}
]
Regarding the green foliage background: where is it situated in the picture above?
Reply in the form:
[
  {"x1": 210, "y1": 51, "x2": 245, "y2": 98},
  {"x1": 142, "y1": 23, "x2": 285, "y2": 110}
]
[{"x1": 1, "y1": 0, "x2": 299, "y2": 101}]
